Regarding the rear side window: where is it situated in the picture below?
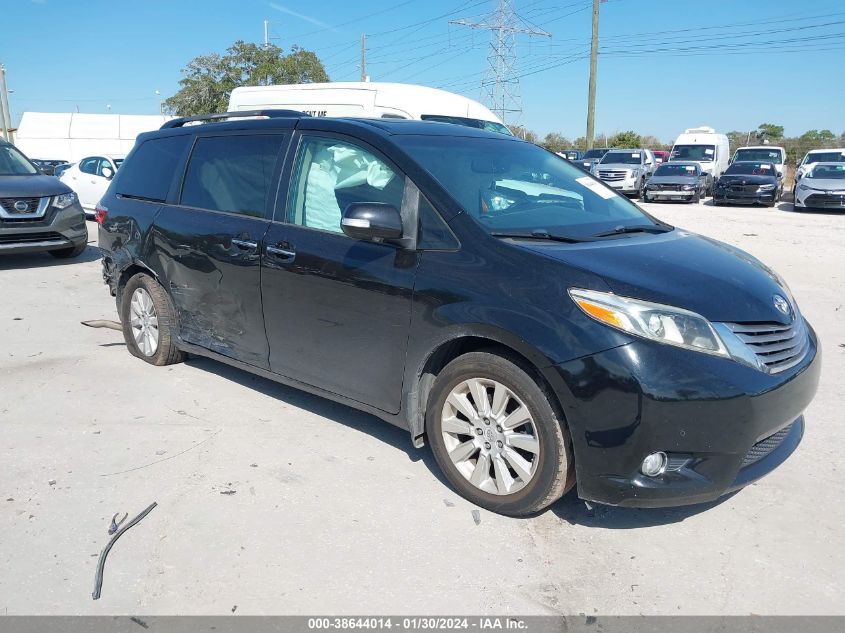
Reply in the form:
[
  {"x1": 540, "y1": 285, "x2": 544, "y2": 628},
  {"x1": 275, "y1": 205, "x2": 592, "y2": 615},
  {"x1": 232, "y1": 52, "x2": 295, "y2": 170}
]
[
  {"x1": 116, "y1": 136, "x2": 188, "y2": 202},
  {"x1": 180, "y1": 135, "x2": 284, "y2": 217}
]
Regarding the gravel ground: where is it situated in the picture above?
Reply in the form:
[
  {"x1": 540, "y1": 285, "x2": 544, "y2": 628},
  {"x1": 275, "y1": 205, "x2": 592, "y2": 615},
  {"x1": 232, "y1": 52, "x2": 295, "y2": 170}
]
[{"x1": 0, "y1": 199, "x2": 842, "y2": 615}]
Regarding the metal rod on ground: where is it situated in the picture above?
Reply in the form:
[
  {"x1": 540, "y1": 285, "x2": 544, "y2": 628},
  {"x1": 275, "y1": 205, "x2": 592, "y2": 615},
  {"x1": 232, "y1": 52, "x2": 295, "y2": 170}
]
[
  {"x1": 0, "y1": 65, "x2": 11, "y2": 142},
  {"x1": 585, "y1": 0, "x2": 601, "y2": 150},
  {"x1": 92, "y1": 502, "x2": 157, "y2": 600}
]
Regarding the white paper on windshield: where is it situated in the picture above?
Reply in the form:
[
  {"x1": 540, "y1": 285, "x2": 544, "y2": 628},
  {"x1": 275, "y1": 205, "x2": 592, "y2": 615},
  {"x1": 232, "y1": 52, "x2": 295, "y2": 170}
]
[
  {"x1": 685, "y1": 166, "x2": 695, "y2": 171},
  {"x1": 705, "y1": 148, "x2": 714, "y2": 155},
  {"x1": 841, "y1": 151, "x2": 845, "y2": 156},
  {"x1": 760, "y1": 164, "x2": 771, "y2": 170},
  {"x1": 631, "y1": 153, "x2": 640, "y2": 158},
  {"x1": 576, "y1": 176, "x2": 616, "y2": 200}
]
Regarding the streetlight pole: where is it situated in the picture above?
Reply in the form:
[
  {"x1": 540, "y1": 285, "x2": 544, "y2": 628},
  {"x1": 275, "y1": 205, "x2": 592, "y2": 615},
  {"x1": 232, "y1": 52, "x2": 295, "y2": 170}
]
[
  {"x1": 585, "y1": 0, "x2": 602, "y2": 150},
  {"x1": 0, "y1": 65, "x2": 12, "y2": 142}
]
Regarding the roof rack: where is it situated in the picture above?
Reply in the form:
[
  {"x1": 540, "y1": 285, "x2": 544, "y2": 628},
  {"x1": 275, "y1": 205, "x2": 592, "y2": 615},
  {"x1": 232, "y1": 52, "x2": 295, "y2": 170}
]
[{"x1": 160, "y1": 109, "x2": 308, "y2": 129}]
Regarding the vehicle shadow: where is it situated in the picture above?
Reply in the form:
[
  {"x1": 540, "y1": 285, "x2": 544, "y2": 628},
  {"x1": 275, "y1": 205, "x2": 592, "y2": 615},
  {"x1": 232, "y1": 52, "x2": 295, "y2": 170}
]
[
  {"x1": 183, "y1": 355, "x2": 452, "y2": 488},
  {"x1": 0, "y1": 244, "x2": 100, "y2": 269},
  {"x1": 549, "y1": 488, "x2": 738, "y2": 529}
]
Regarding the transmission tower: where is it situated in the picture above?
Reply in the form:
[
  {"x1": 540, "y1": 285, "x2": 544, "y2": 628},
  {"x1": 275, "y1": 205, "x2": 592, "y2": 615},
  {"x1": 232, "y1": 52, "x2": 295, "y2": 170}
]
[{"x1": 450, "y1": 0, "x2": 550, "y2": 125}]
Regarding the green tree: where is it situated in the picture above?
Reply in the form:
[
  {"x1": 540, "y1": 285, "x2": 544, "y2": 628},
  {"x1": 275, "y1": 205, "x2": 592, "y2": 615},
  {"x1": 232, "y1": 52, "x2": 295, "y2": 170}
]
[
  {"x1": 757, "y1": 123, "x2": 784, "y2": 140},
  {"x1": 541, "y1": 132, "x2": 572, "y2": 153},
  {"x1": 163, "y1": 41, "x2": 329, "y2": 116},
  {"x1": 608, "y1": 130, "x2": 642, "y2": 148},
  {"x1": 508, "y1": 126, "x2": 539, "y2": 143}
]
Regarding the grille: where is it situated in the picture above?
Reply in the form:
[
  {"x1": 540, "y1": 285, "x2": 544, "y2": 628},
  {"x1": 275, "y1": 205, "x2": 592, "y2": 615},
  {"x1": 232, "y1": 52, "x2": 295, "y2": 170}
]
[
  {"x1": 729, "y1": 184, "x2": 759, "y2": 194},
  {"x1": 805, "y1": 193, "x2": 845, "y2": 208},
  {"x1": 651, "y1": 184, "x2": 683, "y2": 192},
  {"x1": 0, "y1": 231, "x2": 64, "y2": 244},
  {"x1": 741, "y1": 423, "x2": 794, "y2": 467},
  {"x1": 0, "y1": 197, "x2": 41, "y2": 214},
  {"x1": 724, "y1": 318, "x2": 809, "y2": 373},
  {"x1": 598, "y1": 170, "x2": 628, "y2": 181}
]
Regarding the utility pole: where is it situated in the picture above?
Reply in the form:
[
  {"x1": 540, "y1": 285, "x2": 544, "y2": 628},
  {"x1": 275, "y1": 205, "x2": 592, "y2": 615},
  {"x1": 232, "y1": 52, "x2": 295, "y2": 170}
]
[
  {"x1": 0, "y1": 65, "x2": 11, "y2": 142},
  {"x1": 264, "y1": 20, "x2": 270, "y2": 49},
  {"x1": 360, "y1": 33, "x2": 367, "y2": 82},
  {"x1": 585, "y1": 0, "x2": 602, "y2": 150},
  {"x1": 451, "y1": 0, "x2": 550, "y2": 125}
]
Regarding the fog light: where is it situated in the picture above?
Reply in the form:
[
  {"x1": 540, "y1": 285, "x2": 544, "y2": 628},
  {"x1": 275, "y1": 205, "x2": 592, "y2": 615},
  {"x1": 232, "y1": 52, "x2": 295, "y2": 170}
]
[{"x1": 641, "y1": 451, "x2": 668, "y2": 477}]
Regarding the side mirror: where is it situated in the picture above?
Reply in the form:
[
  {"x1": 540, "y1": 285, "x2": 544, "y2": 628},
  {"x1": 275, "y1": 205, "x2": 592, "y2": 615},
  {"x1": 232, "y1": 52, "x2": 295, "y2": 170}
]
[
  {"x1": 101, "y1": 166, "x2": 114, "y2": 180},
  {"x1": 341, "y1": 203, "x2": 403, "y2": 241},
  {"x1": 777, "y1": 172, "x2": 783, "y2": 179}
]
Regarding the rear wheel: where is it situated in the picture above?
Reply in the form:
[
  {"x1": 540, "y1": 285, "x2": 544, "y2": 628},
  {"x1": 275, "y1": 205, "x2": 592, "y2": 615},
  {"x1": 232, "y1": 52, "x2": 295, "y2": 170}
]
[
  {"x1": 49, "y1": 241, "x2": 86, "y2": 259},
  {"x1": 426, "y1": 351, "x2": 574, "y2": 516},
  {"x1": 120, "y1": 273, "x2": 185, "y2": 366}
]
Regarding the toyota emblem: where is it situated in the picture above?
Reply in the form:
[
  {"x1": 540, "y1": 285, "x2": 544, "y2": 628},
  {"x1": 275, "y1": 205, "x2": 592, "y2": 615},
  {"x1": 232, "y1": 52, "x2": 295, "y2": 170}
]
[
  {"x1": 773, "y1": 294, "x2": 791, "y2": 317},
  {"x1": 13, "y1": 200, "x2": 28, "y2": 212}
]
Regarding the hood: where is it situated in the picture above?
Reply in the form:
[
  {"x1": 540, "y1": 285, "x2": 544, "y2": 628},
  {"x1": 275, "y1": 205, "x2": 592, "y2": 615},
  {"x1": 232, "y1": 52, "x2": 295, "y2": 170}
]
[
  {"x1": 518, "y1": 230, "x2": 793, "y2": 324},
  {"x1": 0, "y1": 175, "x2": 72, "y2": 198},
  {"x1": 800, "y1": 179, "x2": 845, "y2": 192},
  {"x1": 648, "y1": 175, "x2": 699, "y2": 185},
  {"x1": 597, "y1": 163, "x2": 642, "y2": 171},
  {"x1": 718, "y1": 173, "x2": 777, "y2": 185}
]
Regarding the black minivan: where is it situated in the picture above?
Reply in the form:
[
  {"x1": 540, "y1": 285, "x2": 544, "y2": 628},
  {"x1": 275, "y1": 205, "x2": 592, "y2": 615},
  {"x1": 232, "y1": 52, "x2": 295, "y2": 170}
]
[{"x1": 98, "y1": 111, "x2": 820, "y2": 516}]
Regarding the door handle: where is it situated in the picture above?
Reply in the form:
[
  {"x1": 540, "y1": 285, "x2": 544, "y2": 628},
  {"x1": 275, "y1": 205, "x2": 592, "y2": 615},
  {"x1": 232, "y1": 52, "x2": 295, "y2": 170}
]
[
  {"x1": 231, "y1": 238, "x2": 258, "y2": 250},
  {"x1": 266, "y1": 245, "x2": 296, "y2": 263}
]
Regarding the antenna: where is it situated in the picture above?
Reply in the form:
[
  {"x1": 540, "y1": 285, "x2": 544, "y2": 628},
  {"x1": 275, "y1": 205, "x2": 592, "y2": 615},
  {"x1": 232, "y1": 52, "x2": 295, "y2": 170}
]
[{"x1": 450, "y1": 0, "x2": 550, "y2": 125}]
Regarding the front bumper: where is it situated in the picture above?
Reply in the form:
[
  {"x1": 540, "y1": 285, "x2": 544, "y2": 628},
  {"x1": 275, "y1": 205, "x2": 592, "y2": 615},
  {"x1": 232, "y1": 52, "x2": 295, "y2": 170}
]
[
  {"x1": 604, "y1": 180, "x2": 639, "y2": 194},
  {"x1": 549, "y1": 326, "x2": 820, "y2": 508},
  {"x1": 795, "y1": 191, "x2": 845, "y2": 210},
  {"x1": 0, "y1": 204, "x2": 87, "y2": 254},
  {"x1": 645, "y1": 189, "x2": 696, "y2": 201},
  {"x1": 714, "y1": 188, "x2": 777, "y2": 205}
]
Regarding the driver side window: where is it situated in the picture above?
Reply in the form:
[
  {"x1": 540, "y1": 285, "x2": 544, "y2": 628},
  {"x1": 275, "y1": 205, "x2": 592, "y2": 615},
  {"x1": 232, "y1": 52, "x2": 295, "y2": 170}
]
[
  {"x1": 287, "y1": 136, "x2": 404, "y2": 234},
  {"x1": 79, "y1": 157, "x2": 99, "y2": 175}
]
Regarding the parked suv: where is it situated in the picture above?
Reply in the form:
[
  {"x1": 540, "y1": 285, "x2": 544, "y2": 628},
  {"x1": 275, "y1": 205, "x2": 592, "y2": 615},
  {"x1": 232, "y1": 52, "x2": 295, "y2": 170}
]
[
  {"x1": 0, "y1": 139, "x2": 87, "y2": 258},
  {"x1": 594, "y1": 149, "x2": 656, "y2": 198},
  {"x1": 98, "y1": 111, "x2": 819, "y2": 516}
]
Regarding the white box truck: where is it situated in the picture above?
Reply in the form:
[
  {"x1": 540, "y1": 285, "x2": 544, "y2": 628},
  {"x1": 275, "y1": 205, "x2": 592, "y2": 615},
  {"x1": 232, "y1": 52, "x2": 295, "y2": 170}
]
[
  {"x1": 227, "y1": 82, "x2": 511, "y2": 135},
  {"x1": 669, "y1": 127, "x2": 730, "y2": 195}
]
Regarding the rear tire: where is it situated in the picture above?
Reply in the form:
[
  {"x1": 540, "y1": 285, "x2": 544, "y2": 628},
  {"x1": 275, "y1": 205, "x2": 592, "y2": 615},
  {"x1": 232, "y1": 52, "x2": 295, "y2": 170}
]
[
  {"x1": 49, "y1": 241, "x2": 86, "y2": 259},
  {"x1": 120, "y1": 273, "x2": 185, "y2": 366},
  {"x1": 426, "y1": 351, "x2": 574, "y2": 517}
]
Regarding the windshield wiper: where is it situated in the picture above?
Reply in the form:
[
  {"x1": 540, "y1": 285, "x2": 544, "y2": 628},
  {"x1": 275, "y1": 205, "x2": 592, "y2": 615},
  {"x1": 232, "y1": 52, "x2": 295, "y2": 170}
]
[
  {"x1": 591, "y1": 224, "x2": 673, "y2": 238},
  {"x1": 490, "y1": 229, "x2": 589, "y2": 243}
]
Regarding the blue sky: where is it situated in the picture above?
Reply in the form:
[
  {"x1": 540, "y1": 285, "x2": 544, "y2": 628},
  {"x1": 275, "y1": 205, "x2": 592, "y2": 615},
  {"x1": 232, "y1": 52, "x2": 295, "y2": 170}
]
[{"x1": 6, "y1": 0, "x2": 844, "y2": 143}]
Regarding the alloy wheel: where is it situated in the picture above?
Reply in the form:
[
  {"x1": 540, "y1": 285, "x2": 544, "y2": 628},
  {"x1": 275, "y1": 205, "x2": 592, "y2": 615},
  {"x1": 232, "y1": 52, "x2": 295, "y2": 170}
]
[
  {"x1": 130, "y1": 287, "x2": 159, "y2": 356},
  {"x1": 440, "y1": 378, "x2": 540, "y2": 495}
]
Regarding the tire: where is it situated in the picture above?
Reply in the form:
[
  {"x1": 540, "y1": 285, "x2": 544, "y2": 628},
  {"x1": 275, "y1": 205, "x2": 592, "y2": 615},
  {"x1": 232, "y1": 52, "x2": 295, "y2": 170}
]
[
  {"x1": 120, "y1": 273, "x2": 185, "y2": 366},
  {"x1": 691, "y1": 189, "x2": 701, "y2": 204},
  {"x1": 49, "y1": 241, "x2": 87, "y2": 259},
  {"x1": 636, "y1": 178, "x2": 645, "y2": 199},
  {"x1": 426, "y1": 351, "x2": 574, "y2": 516}
]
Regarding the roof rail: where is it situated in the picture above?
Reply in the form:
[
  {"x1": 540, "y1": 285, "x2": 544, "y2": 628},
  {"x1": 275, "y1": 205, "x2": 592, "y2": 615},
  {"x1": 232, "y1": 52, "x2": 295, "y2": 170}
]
[{"x1": 160, "y1": 109, "x2": 308, "y2": 129}]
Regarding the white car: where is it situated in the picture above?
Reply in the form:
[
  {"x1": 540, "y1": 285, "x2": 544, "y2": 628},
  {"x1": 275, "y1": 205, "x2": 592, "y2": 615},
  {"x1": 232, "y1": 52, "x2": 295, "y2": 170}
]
[
  {"x1": 794, "y1": 162, "x2": 845, "y2": 212},
  {"x1": 795, "y1": 148, "x2": 845, "y2": 182},
  {"x1": 59, "y1": 155, "x2": 124, "y2": 214},
  {"x1": 731, "y1": 145, "x2": 786, "y2": 179}
]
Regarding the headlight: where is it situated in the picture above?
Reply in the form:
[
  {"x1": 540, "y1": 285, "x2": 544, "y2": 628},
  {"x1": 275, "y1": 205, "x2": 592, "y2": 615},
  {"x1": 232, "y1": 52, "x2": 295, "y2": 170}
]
[
  {"x1": 681, "y1": 184, "x2": 695, "y2": 191},
  {"x1": 758, "y1": 184, "x2": 776, "y2": 192},
  {"x1": 569, "y1": 288, "x2": 729, "y2": 356},
  {"x1": 53, "y1": 192, "x2": 78, "y2": 209}
]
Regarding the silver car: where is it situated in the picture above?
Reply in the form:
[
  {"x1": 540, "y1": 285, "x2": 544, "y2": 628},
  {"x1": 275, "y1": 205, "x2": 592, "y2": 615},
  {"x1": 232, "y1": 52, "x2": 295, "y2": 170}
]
[
  {"x1": 643, "y1": 161, "x2": 708, "y2": 203},
  {"x1": 593, "y1": 148, "x2": 656, "y2": 198},
  {"x1": 794, "y1": 162, "x2": 845, "y2": 212}
]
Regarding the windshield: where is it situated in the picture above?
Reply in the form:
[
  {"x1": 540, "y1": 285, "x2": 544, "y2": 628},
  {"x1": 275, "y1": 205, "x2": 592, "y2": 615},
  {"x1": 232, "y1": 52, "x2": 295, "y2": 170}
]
[
  {"x1": 113, "y1": 158, "x2": 124, "y2": 169},
  {"x1": 420, "y1": 115, "x2": 512, "y2": 136},
  {"x1": 804, "y1": 151, "x2": 845, "y2": 165},
  {"x1": 655, "y1": 163, "x2": 699, "y2": 177},
  {"x1": 0, "y1": 144, "x2": 39, "y2": 176},
  {"x1": 724, "y1": 162, "x2": 775, "y2": 176},
  {"x1": 397, "y1": 136, "x2": 660, "y2": 239},
  {"x1": 809, "y1": 165, "x2": 845, "y2": 180},
  {"x1": 583, "y1": 148, "x2": 608, "y2": 159},
  {"x1": 599, "y1": 151, "x2": 643, "y2": 165},
  {"x1": 734, "y1": 148, "x2": 783, "y2": 164},
  {"x1": 671, "y1": 144, "x2": 715, "y2": 161}
]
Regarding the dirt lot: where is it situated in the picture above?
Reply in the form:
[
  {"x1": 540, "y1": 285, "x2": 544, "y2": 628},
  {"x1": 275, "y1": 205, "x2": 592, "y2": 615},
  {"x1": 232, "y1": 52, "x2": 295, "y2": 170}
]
[{"x1": 1, "y1": 199, "x2": 843, "y2": 615}]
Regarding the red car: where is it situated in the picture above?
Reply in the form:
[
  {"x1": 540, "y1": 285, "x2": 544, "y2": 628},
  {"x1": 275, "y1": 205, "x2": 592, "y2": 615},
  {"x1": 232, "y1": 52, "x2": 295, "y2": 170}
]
[{"x1": 652, "y1": 150, "x2": 669, "y2": 164}]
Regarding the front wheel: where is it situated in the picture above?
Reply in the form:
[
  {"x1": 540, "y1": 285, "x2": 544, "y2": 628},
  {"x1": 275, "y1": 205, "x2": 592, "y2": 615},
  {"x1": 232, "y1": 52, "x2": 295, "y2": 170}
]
[
  {"x1": 426, "y1": 351, "x2": 574, "y2": 516},
  {"x1": 120, "y1": 273, "x2": 185, "y2": 366},
  {"x1": 691, "y1": 189, "x2": 701, "y2": 204}
]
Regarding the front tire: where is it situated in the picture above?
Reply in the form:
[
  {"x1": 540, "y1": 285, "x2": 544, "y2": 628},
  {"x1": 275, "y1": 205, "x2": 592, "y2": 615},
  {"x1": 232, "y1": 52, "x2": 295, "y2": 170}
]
[
  {"x1": 49, "y1": 241, "x2": 87, "y2": 259},
  {"x1": 120, "y1": 273, "x2": 185, "y2": 366},
  {"x1": 426, "y1": 351, "x2": 574, "y2": 516}
]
